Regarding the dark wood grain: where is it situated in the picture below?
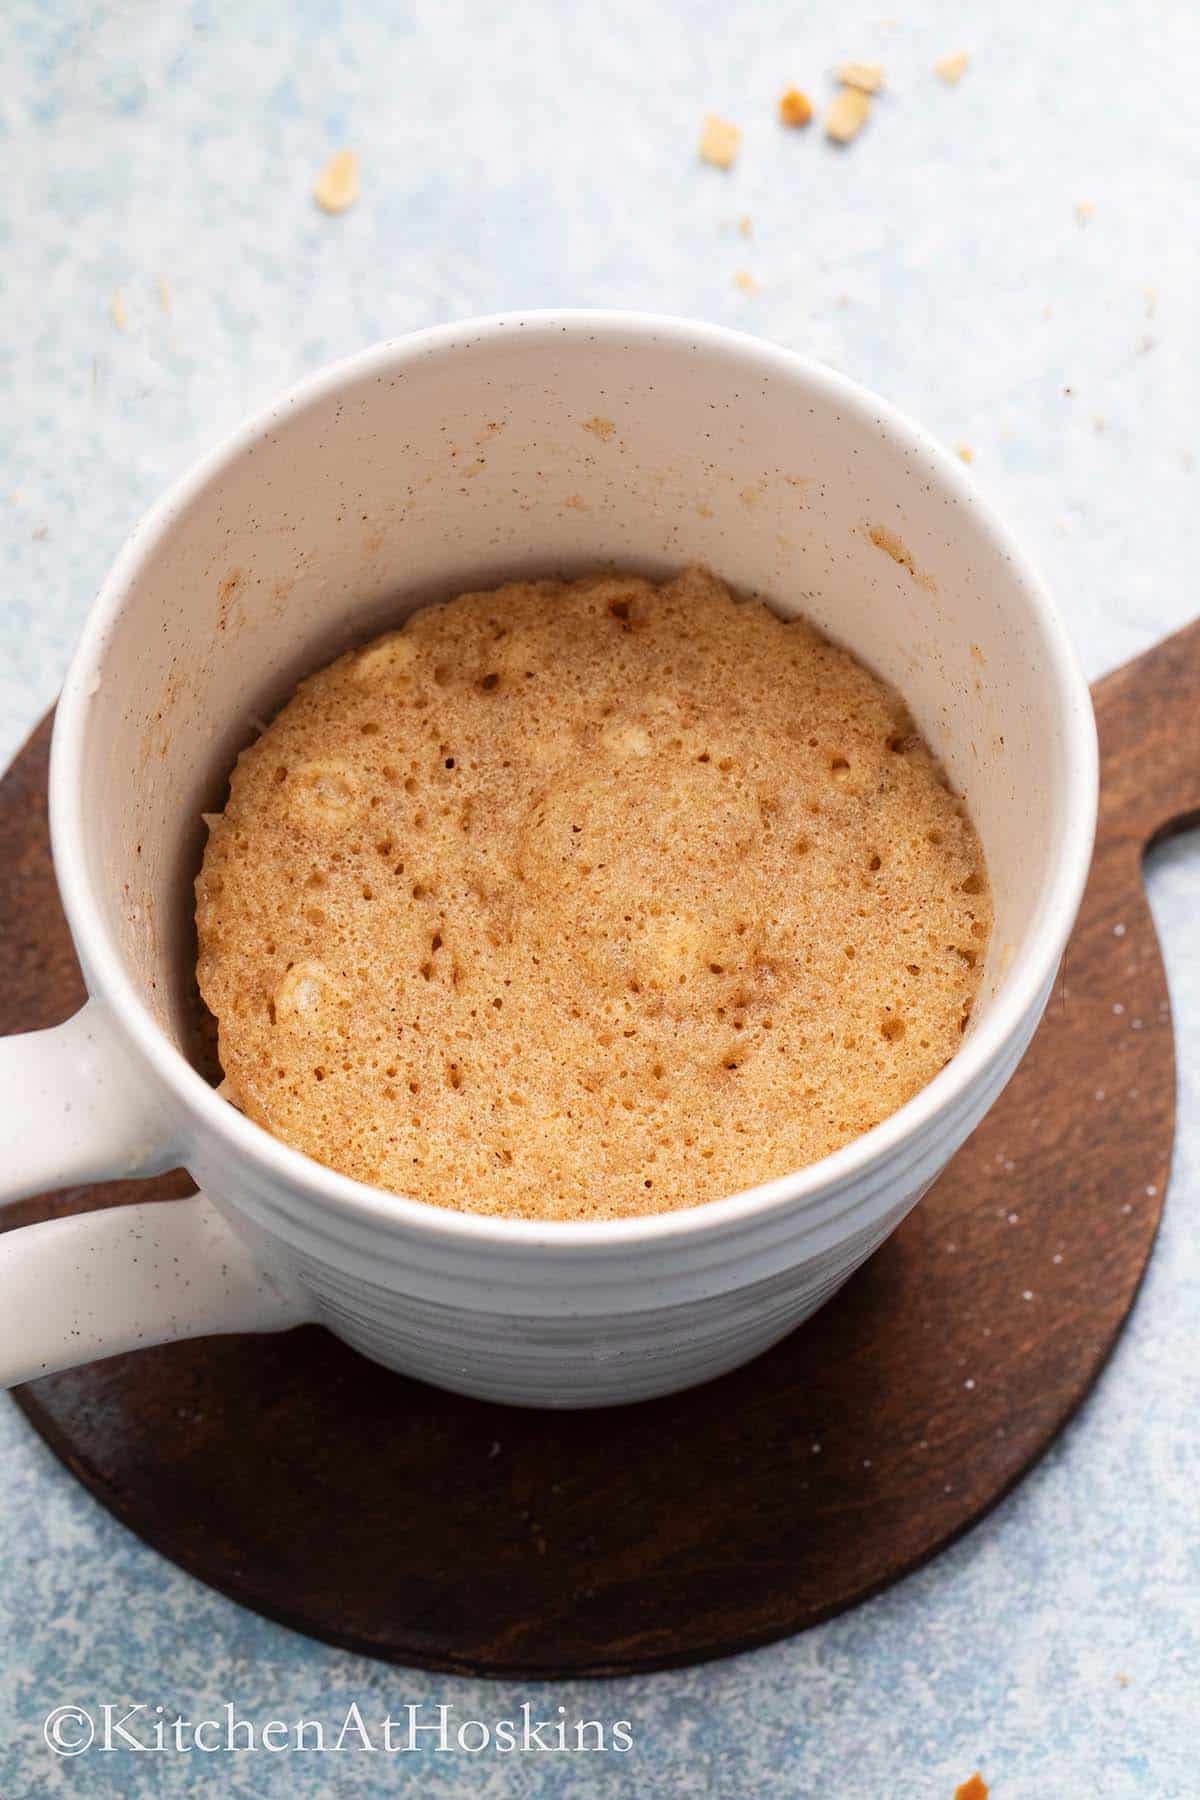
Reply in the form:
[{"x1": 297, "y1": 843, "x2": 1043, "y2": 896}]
[{"x1": 2, "y1": 623, "x2": 1196, "y2": 1677}]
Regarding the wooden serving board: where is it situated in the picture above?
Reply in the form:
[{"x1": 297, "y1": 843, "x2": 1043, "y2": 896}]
[{"x1": 1, "y1": 624, "x2": 1196, "y2": 1678}]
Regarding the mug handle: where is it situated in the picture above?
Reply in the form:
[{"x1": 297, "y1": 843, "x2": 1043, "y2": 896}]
[{"x1": 0, "y1": 998, "x2": 311, "y2": 1387}]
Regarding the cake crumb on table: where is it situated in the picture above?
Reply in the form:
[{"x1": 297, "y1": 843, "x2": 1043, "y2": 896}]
[
  {"x1": 838, "y1": 61, "x2": 884, "y2": 93},
  {"x1": 935, "y1": 50, "x2": 971, "y2": 84},
  {"x1": 733, "y1": 268, "x2": 758, "y2": 292},
  {"x1": 778, "y1": 87, "x2": 814, "y2": 127},
  {"x1": 313, "y1": 149, "x2": 360, "y2": 214},
  {"x1": 957, "y1": 443, "x2": 975, "y2": 463},
  {"x1": 699, "y1": 114, "x2": 742, "y2": 168},
  {"x1": 825, "y1": 86, "x2": 871, "y2": 144}
]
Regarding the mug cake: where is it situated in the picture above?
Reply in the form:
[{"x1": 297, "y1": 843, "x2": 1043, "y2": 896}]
[{"x1": 196, "y1": 565, "x2": 991, "y2": 1220}]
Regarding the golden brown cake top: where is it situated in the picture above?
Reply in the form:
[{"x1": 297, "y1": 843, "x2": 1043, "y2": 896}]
[{"x1": 196, "y1": 566, "x2": 991, "y2": 1221}]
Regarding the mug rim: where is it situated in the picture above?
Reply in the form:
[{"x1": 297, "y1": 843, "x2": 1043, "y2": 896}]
[{"x1": 49, "y1": 309, "x2": 1099, "y2": 1251}]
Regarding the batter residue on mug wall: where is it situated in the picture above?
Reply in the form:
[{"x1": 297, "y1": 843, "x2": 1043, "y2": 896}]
[{"x1": 195, "y1": 565, "x2": 992, "y2": 1221}]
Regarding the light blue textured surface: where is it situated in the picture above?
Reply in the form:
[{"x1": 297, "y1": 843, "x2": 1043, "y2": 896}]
[{"x1": 1, "y1": 2, "x2": 1198, "y2": 1794}]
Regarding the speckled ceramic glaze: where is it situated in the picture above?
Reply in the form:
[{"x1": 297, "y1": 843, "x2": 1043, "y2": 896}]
[{"x1": 0, "y1": 314, "x2": 1097, "y2": 1405}]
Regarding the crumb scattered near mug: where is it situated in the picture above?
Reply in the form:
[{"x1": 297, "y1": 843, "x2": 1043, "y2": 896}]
[
  {"x1": 733, "y1": 269, "x2": 759, "y2": 293},
  {"x1": 111, "y1": 289, "x2": 128, "y2": 332},
  {"x1": 1144, "y1": 285, "x2": 1157, "y2": 318},
  {"x1": 314, "y1": 149, "x2": 360, "y2": 214},
  {"x1": 778, "y1": 87, "x2": 813, "y2": 127},
  {"x1": 838, "y1": 61, "x2": 884, "y2": 93},
  {"x1": 738, "y1": 213, "x2": 753, "y2": 236},
  {"x1": 957, "y1": 443, "x2": 975, "y2": 463},
  {"x1": 825, "y1": 86, "x2": 871, "y2": 144},
  {"x1": 699, "y1": 114, "x2": 741, "y2": 168},
  {"x1": 32, "y1": 522, "x2": 48, "y2": 540},
  {"x1": 935, "y1": 50, "x2": 970, "y2": 84},
  {"x1": 1075, "y1": 199, "x2": 1096, "y2": 225}
]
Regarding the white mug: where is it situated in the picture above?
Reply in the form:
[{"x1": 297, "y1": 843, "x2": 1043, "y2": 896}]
[{"x1": 0, "y1": 314, "x2": 1097, "y2": 1407}]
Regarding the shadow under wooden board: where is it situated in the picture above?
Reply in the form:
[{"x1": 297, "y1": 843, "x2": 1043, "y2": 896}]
[{"x1": 1, "y1": 624, "x2": 1197, "y2": 1678}]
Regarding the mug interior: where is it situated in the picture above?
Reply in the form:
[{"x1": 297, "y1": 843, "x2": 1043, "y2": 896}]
[{"x1": 53, "y1": 314, "x2": 1094, "y2": 1210}]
